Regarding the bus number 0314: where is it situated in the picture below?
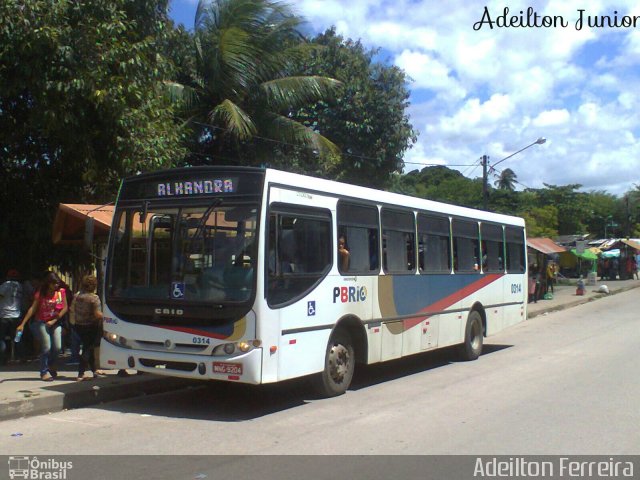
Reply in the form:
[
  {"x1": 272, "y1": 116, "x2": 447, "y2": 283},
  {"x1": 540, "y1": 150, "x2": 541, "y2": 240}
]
[{"x1": 511, "y1": 284, "x2": 522, "y2": 294}]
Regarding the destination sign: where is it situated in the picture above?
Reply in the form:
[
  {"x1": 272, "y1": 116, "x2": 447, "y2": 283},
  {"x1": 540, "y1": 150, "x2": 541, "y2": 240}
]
[
  {"x1": 157, "y1": 179, "x2": 235, "y2": 196},
  {"x1": 117, "y1": 167, "x2": 265, "y2": 201}
]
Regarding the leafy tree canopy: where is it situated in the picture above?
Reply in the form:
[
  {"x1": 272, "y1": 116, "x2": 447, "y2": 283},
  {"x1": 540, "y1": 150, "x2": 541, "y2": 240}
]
[
  {"x1": 0, "y1": 0, "x2": 185, "y2": 275},
  {"x1": 291, "y1": 27, "x2": 418, "y2": 188},
  {"x1": 171, "y1": 0, "x2": 342, "y2": 170}
]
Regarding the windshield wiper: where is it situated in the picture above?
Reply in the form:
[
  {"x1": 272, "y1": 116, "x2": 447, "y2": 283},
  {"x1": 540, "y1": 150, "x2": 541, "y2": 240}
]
[{"x1": 191, "y1": 198, "x2": 223, "y2": 241}]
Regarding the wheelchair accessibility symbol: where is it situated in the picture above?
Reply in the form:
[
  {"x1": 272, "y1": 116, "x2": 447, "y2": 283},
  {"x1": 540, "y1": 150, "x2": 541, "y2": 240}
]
[
  {"x1": 307, "y1": 301, "x2": 316, "y2": 316},
  {"x1": 172, "y1": 282, "x2": 185, "y2": 299}
]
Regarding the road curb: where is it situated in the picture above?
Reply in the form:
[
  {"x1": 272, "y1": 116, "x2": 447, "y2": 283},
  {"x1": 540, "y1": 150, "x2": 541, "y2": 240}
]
[
  {"x1": 527, "y1": 284, "x2": 639, "y2": 319},
  {"x1": 0, "y1": 376, "x2": 198, "y2": 421}
]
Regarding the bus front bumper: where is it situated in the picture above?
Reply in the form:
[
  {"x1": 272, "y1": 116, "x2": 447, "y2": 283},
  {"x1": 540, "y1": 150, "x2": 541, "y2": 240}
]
[{"x1": 99, "y1": 340, "x2": 263, "y2": 384}]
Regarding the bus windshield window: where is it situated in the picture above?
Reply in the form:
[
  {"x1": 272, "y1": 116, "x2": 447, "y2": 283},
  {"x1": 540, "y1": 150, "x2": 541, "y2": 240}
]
[{"x1": 108, "y1": 202, "x2": 258, "y2": 303}]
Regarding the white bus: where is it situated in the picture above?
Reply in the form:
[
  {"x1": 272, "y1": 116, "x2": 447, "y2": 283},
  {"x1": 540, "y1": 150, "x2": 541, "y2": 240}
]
[{"x1": 100, "y1": 166, "x2": 527, "y2": 396}]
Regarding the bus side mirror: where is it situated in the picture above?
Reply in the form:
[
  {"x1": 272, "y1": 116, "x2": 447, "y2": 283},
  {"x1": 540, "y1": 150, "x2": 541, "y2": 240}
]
[{"x1": 84, "y1": 216, "x2": 94, "y2": 251}]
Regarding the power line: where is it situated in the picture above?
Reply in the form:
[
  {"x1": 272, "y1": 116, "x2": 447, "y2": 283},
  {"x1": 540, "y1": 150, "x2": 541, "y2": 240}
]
[
  {"x1": 190, "y1": 120, "x2": 478, "y2": 170},
  {"x1": 190, "y1": 120, "x2": 389, "y2": 165},
  {"x1": 462, "y1": 158, "x2": 482, "y2": 177},
  {"x1": 403, "y1": 162, "x2": 478, "y2": 167}
]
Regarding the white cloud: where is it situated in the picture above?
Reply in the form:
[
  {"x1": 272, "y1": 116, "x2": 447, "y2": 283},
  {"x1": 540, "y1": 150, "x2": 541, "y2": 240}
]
[
  {"x1": 367, "y1": 23, "x2": 437, "y2": 50},
  {"x1": 532, "y1": 109, "x2": 570, "y2": 127},
  {"x1": 395, "y1": 50, "x2": 466, "y2": 99},
  {"x1": 437, "y1": 94, "x2": 514, "y2": 137}
]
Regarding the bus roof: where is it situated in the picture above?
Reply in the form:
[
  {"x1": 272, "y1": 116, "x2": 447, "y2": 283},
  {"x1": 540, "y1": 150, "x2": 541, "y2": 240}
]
[
  {"x1": 263, "y1": 167, "x2": 525, "y2": 227},
  {"x1": 120, "y1": 165, "x2": 524, "y2": 227}
]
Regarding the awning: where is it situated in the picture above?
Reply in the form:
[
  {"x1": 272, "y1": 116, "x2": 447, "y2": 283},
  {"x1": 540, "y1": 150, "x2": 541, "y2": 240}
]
[
  {"x1": 570, "y1": 248, "x2": 598, "y2": 261},
  {"x1": 526, "y1": 238, "x2": 566, "y2": 255},
  {"x1": 621, "y1": 239, "x2": 640, "y2": 251},
  {"x1": 52, "y1": 203, "x2": 114, "y2": 245}
]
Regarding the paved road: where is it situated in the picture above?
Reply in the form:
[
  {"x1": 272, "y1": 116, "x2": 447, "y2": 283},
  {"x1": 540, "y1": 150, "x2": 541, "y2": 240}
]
[{"x1": 2, "y1": 289, "x2": 638, "y2": 458}]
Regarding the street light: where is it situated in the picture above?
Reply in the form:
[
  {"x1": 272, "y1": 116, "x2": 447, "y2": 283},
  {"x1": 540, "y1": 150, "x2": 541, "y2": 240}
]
[{"x1": 482, "y1": 137, "x2": 547, "y2": 210}]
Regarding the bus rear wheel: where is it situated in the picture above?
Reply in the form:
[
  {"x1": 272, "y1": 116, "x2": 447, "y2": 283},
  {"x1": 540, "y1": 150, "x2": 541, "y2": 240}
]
[
  {"x1": 313, "y1": 330, "x2": 355, "y2": 397},
  {"x1": 459, "y1": 311, "x2": 483, "y2": 361}
]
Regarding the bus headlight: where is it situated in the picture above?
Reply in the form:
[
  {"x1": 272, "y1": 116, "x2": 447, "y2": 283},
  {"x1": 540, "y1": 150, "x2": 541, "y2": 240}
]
[
  {"x1": 212, "y1": 340, "x2": 261, "y2": 356},
  {"x1": 103, "y1": 331, "x2": 132, "y2": 349}
]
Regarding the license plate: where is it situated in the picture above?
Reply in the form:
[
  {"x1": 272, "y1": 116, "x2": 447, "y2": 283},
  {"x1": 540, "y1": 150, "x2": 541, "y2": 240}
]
[{"x1": 213, "y1": 362, "x2": 243, "y2": 375}]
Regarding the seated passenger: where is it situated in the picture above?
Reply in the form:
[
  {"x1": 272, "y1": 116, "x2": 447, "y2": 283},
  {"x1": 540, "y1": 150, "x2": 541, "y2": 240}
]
[{"x1": 338, "y1": 235, "x2": 350, "y2": 271}]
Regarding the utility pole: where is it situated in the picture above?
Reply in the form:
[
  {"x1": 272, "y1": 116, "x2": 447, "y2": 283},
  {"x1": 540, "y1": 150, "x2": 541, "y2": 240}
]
[
  {"x1": 626, "y1": 196, "x2": 631, "y2": 239},
  {"x1": 482, "y1": 155, "x2": 489, "y2": 210}
]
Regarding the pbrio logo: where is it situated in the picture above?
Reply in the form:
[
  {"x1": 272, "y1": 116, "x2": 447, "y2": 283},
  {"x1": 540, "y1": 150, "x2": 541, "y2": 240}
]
[{"x1": 332, "y1": 286, "x2": 367, "y2": 303}]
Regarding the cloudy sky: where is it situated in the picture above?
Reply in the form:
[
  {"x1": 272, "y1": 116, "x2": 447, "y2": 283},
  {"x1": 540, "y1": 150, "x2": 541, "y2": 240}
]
[{"x1": 169, "y1": 0, "x2": 640, "y2": 196}]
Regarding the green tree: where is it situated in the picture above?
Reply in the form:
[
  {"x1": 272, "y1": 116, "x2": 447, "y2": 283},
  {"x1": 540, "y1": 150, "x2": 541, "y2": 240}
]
[
  {"x1": 0, "y1": 0, "x2": 185, "y2": 274},
  {"x1": 494, "y1": 168, "x2": 518, "y2": 191},
  {"x1": 537, "y1": 184, "x2": 590, "y2": 235},
  {"x1": 172, "y1": 0, "x2": 341, "y2": 170},
  {"x1": 292, "y1": 28, "x2": 418, "y2": 187},
  {"x1": 582, "y1": 191, "x2": 619, "y2": 238},
  {"x1": 389, "y1": 166, "x2": 483, "y2": 209},
  {"x1": 520, "y1": 205, "x2": 559, "y2": 237}
]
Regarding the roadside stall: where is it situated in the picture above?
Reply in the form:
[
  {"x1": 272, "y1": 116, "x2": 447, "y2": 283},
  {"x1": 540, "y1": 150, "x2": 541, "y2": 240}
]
[
  {"x1": 526, "y1": 237, "x2": 566, "y2": 299},
  {"x1": 599, "y1": 239, "x2": 640, "y2": 280},
  {"x1": 559, "y1": 247, "x2": 597, "y2": 278}
]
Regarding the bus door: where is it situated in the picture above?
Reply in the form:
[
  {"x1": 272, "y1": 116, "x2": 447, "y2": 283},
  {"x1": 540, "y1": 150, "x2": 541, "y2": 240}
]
[{"x1": 265, "y1": 186, "x2": 336, "y2": 381}]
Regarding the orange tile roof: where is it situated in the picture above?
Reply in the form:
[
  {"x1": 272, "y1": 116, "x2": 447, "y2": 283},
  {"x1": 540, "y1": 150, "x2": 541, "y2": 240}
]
[
  {"x1": 52, "y1": 203, "x2": 114, "y2": 244},
  {"x1": 526, "y1": 237, "x2": 566, "y2": 255}
]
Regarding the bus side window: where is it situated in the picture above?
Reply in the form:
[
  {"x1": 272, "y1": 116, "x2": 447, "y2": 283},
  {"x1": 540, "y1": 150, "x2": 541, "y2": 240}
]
[
  {"x1": 481, "y1": 223, "x2": 505, "y2": 273},
  {"x1": 381, "y1": 208, "x2": 415, "y2": 274},
  {"x1": 337, "y1": 202, "x2": 380, "y2": 275},
  {"x1": 452, "y1": 219, "x2": 480, "y2": 273},
  {"x1": 505, "y1": 226, "x2": 526, "y2": 273},
  {"x1": 267, "y1": 206, "x2": 332, "y2": 307},
  {"x1": 418, "y1": 214, "x2": 451, "y2": 273}
]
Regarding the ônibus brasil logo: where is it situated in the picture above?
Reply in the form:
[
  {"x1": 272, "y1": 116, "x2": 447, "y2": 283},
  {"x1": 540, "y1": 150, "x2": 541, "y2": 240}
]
[{"x1": 8, "y1": 456, "x2": 73, "y2": 479}]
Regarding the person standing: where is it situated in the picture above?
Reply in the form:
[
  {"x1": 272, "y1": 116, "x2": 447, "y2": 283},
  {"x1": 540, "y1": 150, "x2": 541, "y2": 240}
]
[
  {"x1": 0, "y1": 269, "x2": 23, "y2": 365},
  {"x1": 69, "y1": 275, "x2": 103, "y2": 381},
  {"x1": 546, "y1": 261, "x2": 556, "y2": 294},
  {"x1": 16, "y1": 272, "x2": 68, "y2": 381}
]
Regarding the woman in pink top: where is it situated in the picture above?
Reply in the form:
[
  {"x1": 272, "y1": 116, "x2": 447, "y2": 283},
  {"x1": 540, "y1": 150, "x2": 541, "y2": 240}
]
[{"x1": 17, "y1": 272, "x2": 68, "y2": 381}]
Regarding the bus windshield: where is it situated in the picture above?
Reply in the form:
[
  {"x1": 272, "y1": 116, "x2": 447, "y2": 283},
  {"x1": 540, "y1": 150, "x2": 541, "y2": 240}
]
[{"x1": 107, "y1": 201, "x2": 258, "y2": 304}]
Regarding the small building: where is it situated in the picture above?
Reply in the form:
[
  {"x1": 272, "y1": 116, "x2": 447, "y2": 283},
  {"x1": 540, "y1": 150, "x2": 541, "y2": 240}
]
[{"x1": 52, "y1": 203, "x2": 114, "y2": 295}]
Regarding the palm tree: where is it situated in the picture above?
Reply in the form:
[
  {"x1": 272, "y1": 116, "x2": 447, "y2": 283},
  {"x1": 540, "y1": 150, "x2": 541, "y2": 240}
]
[
  {"x1": 171, "y1": 0, "x2": 341, "y2": 166},
  {"x1": 494, "y1": 168, "x2": 518, "y2": 191}
]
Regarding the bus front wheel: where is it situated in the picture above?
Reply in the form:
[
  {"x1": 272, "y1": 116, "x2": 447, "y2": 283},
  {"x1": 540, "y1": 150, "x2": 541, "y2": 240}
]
[
  {"x1": 313, "y1": 330, "x2": 355, "y2": 397},
  {"x1": 459, "y1": 311, "x2": 483, "y2": 361}
]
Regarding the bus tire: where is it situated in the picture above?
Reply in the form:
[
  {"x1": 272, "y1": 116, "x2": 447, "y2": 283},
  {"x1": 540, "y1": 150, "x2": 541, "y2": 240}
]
[
  {"x1": 313, "y1": 330, "x2": 355, "y2": 397},
  {"x1": 459, "y1": 310, "x2": 483, "y2": 361}
]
